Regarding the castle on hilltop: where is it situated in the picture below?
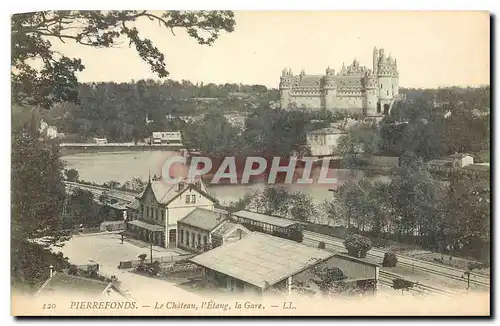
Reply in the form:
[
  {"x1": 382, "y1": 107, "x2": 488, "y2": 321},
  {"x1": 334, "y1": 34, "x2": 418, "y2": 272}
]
[{"x1": 279, "y1": 47, "x2": 399, "y2": 116}]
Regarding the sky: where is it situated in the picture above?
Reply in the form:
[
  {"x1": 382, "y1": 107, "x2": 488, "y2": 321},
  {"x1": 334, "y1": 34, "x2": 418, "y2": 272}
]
[{"x1": 50, "y1": 11, "x2": 490, "y2": 89}]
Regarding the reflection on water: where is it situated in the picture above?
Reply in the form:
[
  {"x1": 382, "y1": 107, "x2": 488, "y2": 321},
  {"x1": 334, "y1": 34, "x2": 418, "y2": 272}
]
[{"x1": 62, "y1": 151, "x2": 389, "y2": 205}]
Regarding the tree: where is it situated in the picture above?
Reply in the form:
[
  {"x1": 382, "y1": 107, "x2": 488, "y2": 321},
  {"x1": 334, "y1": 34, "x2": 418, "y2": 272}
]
[
  {"x1": 292, "y1": 259, "x2": 348, "y2": 296},
  {"x1": 389, "y1": 152, "x2": 442, "y2": 239},
  {"x1": 12, "y1": 105, "x2": 67, "y2": 246},
  {"x1": 335, "y1": 181, "x2": 369, "y2": 230},
  {"x1": 183, "y1": 111, "x2": 243, "y2": 155},
  {"x1": 335, "y1": 124, "x2": 380, "y2": 168},
  {"x1": 381, "y1": 86, "x2": 490, "y2": 160},
  {"x1": 289, "y1": 191, "x2": 317, "y2": 222},
  {"x1": 243, "y1": 108, "x2": 312, "y2": 157},
  {"x1": 129, "y1": 177, "x2": 146, "y2": 192},
  {"x1": 444, "y1": 171, "x2": 490, "y2": 261},
  {"x1": 245, "y1": 186, "x2": 318, "y2": 222},
  {"x1": 12, "y1": 10, "x2": 236, "y2": 109},
  {"x1": 66, "y1": 189, "x2": 98, "y2": 228},
  {"x1": 392, "y1": 278, "x2": 414, "y2": 295},
  {"x1": 11, "y1": 10, "x2": 237, "y2": 288},
  {"x1": 227, "y1": 193, "x2": 254, "y2": 212},
  {"x1": 343, "y1": 234, "x2": 372, "y2": 258},
  {"x1": 319, "y1": 198, "x2": 345, "y2": 226},
  {"x1": 64, "y1": 168, "x2": 79, "y2": 182}
]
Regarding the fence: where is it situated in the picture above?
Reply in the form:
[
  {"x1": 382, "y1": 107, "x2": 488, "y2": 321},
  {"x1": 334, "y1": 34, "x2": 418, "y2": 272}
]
[
  {"x1": 119, "y1": 253, "x2": 196, "y2": 269},
  {"x1": 100, "y1": 221, "x2": 126, "y2": 232},
  {"x1": 63, "y1": 226, "x2": 101, "y2": 235},
  {"x1": 75, "y1": 263, "x2": 99, "y2": 273}
]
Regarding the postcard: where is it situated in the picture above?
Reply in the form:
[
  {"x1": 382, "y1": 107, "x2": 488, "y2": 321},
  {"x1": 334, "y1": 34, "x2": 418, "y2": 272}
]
[{"x1": 11, "y1": 10, "x2": 490, "y2": 316}]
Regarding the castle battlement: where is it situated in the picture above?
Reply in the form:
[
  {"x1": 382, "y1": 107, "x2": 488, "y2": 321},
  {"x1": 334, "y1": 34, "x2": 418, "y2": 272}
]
[{"x1": 279, "y1": 46, "x2": 399, "y2": 116}]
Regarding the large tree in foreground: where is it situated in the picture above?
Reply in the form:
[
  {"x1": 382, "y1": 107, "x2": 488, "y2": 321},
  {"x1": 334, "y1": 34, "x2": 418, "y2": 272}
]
[
  {"x1": 11, "y1": 10, "x2": 236, "y2": 286},
  {"x1": 12, "y1": 10, "x2": 236, "y2": 109}
]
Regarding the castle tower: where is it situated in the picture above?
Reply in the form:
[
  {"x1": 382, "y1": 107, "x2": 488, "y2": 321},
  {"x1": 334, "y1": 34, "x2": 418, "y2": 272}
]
[
  {"x1": 376, "y1": 48, "x2": 393, "y2": 114},
  {"x1": 323, "y1": 67, "x2": 336, "y2": 109},
  {"x1": 363, "y1": 70, "x2": 378, "y2": 116},
  {"x1": 373, "y1": 46, "x2": 378, "y2": 75},
  {"x1": 279, "y1": 68, "x2": 292, "y2": 109}
]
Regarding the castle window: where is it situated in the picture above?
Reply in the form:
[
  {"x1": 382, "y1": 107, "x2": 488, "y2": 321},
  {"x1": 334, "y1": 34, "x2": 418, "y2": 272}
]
[{"x1": 380, "y1": 84, "x2": 383, "y2": 89}]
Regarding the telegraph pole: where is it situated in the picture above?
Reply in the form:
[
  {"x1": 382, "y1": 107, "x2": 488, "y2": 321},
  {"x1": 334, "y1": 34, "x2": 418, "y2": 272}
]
[
  {"x1": 463, "y1": 270, "x2": 471, "y2": 293},
  {"x1": 150, "y1": 231, "x2": 153, "y2": 265}
]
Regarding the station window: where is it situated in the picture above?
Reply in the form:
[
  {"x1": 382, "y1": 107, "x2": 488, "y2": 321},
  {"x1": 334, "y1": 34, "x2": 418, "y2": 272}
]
[
  {"x1": 185, "y1": 195, "x2": 190, "y2": 204},
  {"x1": 191, "y1": 194, "x2": 196, "y2": 204}
]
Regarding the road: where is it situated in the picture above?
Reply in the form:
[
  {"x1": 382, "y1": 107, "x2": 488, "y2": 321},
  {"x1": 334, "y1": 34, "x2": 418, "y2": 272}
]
[{"x1": 55, "y1": 233, "x2": 204, "y2": 302}]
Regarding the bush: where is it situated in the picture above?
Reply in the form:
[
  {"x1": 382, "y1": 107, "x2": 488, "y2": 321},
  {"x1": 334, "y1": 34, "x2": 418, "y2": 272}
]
[
  {"x1": 392, "y1": 278, "x2": 414, "y2": 290},
  {"x1": 382, "y1": 251, "x2": 398, "y2": 267},
  {"x1": 343, "y1": 234, "x2": 372, "y2": 258},
  {"x1": 289, "y1": 230, "x2": 304, "y2": 243},
  {"x1": 138, "y1": 254, "x2": 147, "y2": 263},
  {"x1": 318, "y1": 241, "x2": 326, "y2": 249},
  {"x1": 135, "y1": 264, "x2": 146, "y2": 272},
  {"x1": 68, "y1": 265, "x2": 78, "y2": 275},
  {"x1": 150, "y1": 261, "x2": 161, "y2": 276}
]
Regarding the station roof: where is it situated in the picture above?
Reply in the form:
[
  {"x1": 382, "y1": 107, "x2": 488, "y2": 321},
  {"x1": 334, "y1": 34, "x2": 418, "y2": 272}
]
[
  {"x1": 190, "y1": 232, "x2": 334, "y2": 288},
  {"x1": 178, "y1": 208, "x2": 227, "y2": 231},
  {"x1": 128, "y1": 219, "x2": 165, "y2": 232},
  {"x1": 36, "y1": 272, "x2": 127, "y2": 298},
  {"x1": 233, "y1": 210, "x2": 299, "y2": 228}
]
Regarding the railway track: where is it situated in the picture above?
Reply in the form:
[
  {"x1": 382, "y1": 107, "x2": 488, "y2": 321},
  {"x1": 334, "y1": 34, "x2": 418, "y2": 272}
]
[
  {"x1": 303, "y1": 231, "x2": 490, "y2": 291},
  {"x1": 379, "y1": 270, "x2": 456, "y2": 297},
  {"x1": 64, "y1": 181, "x2": 138, "y2": 202}
]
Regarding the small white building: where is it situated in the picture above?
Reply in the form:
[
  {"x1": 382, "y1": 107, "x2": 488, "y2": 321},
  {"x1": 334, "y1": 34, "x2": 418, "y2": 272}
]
[
  {"x1": 306, "y1": 127, "x2": 346, "y2": 156},
  {"x1": 151, "y1": 131, "x2": 182, "y2": 145},
  {"x1": 444, "y1": 153, "x2": 474, "y2": 168},
  {"x1": 93, "y1": 138, "x2": 108, "y2": 145}
]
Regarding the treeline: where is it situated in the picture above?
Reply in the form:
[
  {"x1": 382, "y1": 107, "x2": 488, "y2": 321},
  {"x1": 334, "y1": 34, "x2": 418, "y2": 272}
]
[
  {"x1": 183, "y1": 108, "x2": 344, "y2": 156},
  {"x1": 42, "y1": 79, "x2": 279, "y2": 143},
  {"x1": 335, "y1": 86, "x2": 490, "y2": 164},
  {"x1": 44, "y1": 78, "x2": 345, "y2": 158},
  {"x1": 329, "y1": 152, "x2": 490, "y2": 261},
  {"x1": 229, "y1": 152, "x2": 490, "y2": 262}
]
